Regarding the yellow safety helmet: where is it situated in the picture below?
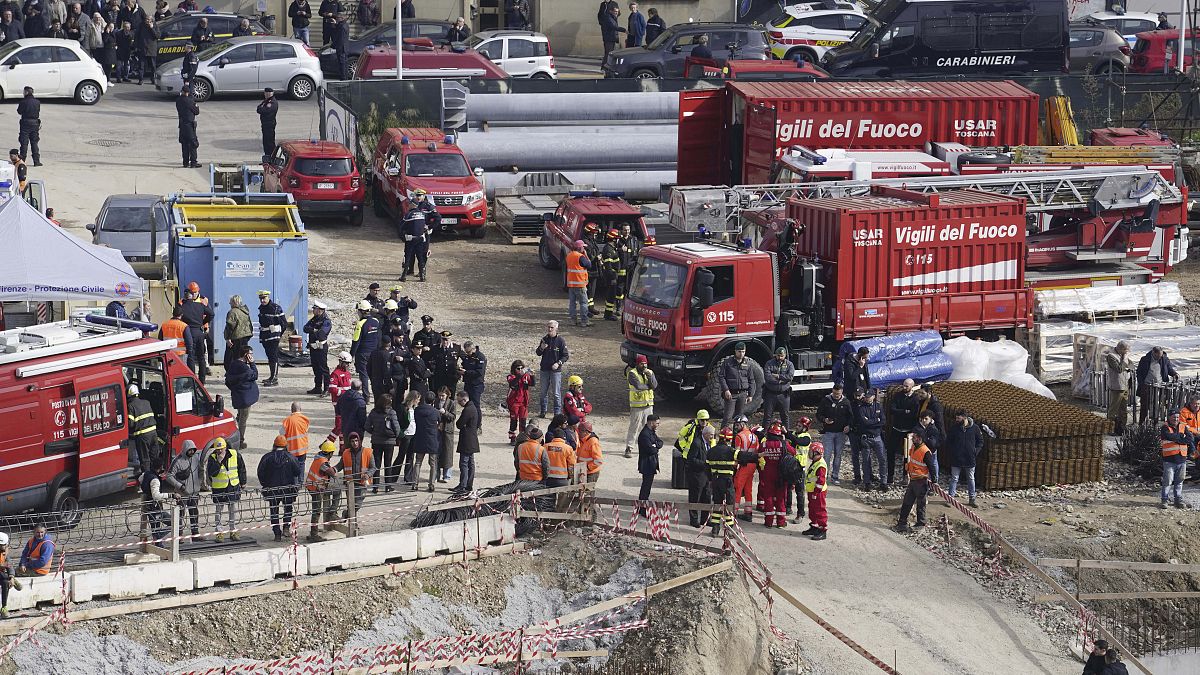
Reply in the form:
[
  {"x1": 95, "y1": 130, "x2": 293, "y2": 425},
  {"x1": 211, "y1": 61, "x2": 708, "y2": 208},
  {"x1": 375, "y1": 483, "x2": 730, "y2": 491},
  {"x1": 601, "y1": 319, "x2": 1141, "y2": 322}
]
[
  {"x1": 257, "y1": 289, "x2": 271, "y2": 298},
  {"x1": 212, "y1": 437, "x2": 228, "y2": 451},
  {"x1": 695, "y1": 409, "x2": 711, "y2": 420},
  {"x1": 567, "y1": 375, "x2": 583, "y2": 388},
  {"x1": 414, "y1": 188, "x2": 428, "y2": 196},
  {"x1": 318, "y1": 440, "x2": 336, "y2": 455}
]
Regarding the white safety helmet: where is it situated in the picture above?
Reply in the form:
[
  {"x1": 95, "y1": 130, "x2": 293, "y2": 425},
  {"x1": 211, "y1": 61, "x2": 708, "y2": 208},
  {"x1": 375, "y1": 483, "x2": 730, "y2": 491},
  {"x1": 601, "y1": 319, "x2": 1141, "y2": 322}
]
[
  {"x1": 0, "y1": 532, "x2": 9, "y2": 546},
  {"x1": 356, "y1": 300, "x2": 372, "y2": 312},
  {"x1": 338, "y1": 351, "x2": 352, "y2": 362},
  {"x1": 127, "y1": 384, "x2": 140, "y2": 397}
]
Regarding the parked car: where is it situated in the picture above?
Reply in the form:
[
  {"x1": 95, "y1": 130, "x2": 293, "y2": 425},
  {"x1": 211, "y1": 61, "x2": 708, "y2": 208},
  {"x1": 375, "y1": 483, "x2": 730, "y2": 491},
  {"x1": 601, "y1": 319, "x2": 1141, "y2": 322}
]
[
  {"x1": 464, "y1": 30, "x2": 557, "y2": 78},
  {"x1": 603, "y1": 22, "x2": 770, "y2": 79},
  {"x1": 317, "y1": 18, "x2": 453, "y2": 77},
  {"x1": 263, "y1": 140, "x2": 365, "y2": 225},
  {"x1": 684, "y1": 56, "x2": 829, "y2": 80},
  {"x1": 371, "y1": 127, "x2": 487, "y2": 237},
  {"x1": 154, "y1": 11, "x2": 269, "y2": 63},
  {"x1": 1069, "y1": 22, "x2": 1130, "y2": 74},
  {"x1": 1131, "y1": 28, "x2": 1199, "y2": 74},
  {"x1": 1082, "y1": 10, "x2": 1160, "y2": 45},
  {"x1": 154, "y1": 37, "x2": 322, "y2": 102},
  {"x1": 0, "y1": 38, "x2": 107, "y2": 104},
  {"x1": 767, "y1": 2, "x2": 866, "y2": 62},
  {"x1": 352, "y1": 40, "x2": 508, "y2": 79},
  {"x1": 86, "y1": 194, "x2": 171, "y2": 262}
]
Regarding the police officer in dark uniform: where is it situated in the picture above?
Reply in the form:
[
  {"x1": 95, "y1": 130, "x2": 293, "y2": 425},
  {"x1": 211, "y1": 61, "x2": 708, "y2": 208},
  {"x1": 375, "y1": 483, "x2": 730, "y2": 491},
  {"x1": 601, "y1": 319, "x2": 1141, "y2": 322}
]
[
  {"x1": 16, "y1": 86, "x2": 40, "y2": 166},
  {"x1": 387, "y1": 284, "x2": 418, "y2": 336},
  {"x1": 257, "y1": 289, "x2": 287, "y2": 387},
  {"x1": 256, "y1": 87, "x2": 278, "y2": 157},
  {"x1": 180, "y1": 43, "x2": 199, "y2": 83},
  {"x1": 303, "y1": 300, "x2": 332, "y2": 395},
  {"x1": 428, "y1": 330, "x2": 462, "y2": 394},
  {"x1": 363, "y1": 282, "x2": 384, "y2": 312},
  {"x1": 407, "y1": 340, "x2": 430, "y2": 398},
  {"x1": 179, "y1": 284, "x2": 214, "y2": 381},
  {"x1": 176, "y1": 83, "x2": 199, "y2": 168},
  {"x1": 399, "y1": 192, "x2": 435, "y2": 282},
  {"x1": 413, "y1": 315, "x2": 437, "y2": 353},
  {"x1": 461, "y1": 341, "x2": 487, "y2": 429}
]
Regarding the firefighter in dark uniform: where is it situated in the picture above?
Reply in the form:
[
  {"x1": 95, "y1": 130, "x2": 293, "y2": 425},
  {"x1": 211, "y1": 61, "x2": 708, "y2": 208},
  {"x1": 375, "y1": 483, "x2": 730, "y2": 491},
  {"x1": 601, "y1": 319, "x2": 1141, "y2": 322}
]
[
  {"x1": 175, "y1": 83, "x2": 199, "y2": 168},
  {"x1": 303, "y1": 300, "x2": 332, "y2": 395},
  {"x1": 399, "y1": 190, "x2": 435, "y2": 282},
  {"x1": 581, "y1": 222, "x2": 603, "y2": 317},
  {"x1": 413, "y1": 315, "x2": 437, "y2": 352},
  {"x1": 599, "y1": 228, "x2": 623, "y2": 321},
  {"x1": 615, "y1": 223, "x2": 638, "y2": 306},
  {"x1": 127, "y1": 384, "x2": 160, "y2": 472},
  {"x1": 707, "y1": 427, "x2": 737, "y2": 536},
  {"x1": 257, "y1": 290, "x2": 286, "y2": 387},
  {"x1": 428, "y1": 330, "x2": 462, "y2": 395},
  {"x1": 179, "y1": 283, "x2": 213, "y2": 382}
]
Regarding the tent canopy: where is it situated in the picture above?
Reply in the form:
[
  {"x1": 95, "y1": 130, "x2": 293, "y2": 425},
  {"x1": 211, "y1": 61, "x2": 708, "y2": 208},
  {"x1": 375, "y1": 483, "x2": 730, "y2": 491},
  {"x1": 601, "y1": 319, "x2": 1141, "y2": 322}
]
[{"x1": 0, "y1": 197, "x2": 144, "y2": 302}]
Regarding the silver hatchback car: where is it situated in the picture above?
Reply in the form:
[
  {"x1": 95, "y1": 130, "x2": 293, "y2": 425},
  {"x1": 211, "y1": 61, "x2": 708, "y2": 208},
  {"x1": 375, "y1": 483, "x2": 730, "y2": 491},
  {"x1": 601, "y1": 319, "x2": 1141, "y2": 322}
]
[{"x1": 154, "y1": 36, "x2": 323, "y2": 102}]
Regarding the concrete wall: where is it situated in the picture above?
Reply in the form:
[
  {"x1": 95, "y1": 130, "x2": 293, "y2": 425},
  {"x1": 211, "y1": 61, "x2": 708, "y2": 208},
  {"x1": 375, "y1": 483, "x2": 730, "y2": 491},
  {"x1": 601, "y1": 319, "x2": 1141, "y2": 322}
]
[{"x1": 534, "y1": 0, "x2": 736, "y2": 58}]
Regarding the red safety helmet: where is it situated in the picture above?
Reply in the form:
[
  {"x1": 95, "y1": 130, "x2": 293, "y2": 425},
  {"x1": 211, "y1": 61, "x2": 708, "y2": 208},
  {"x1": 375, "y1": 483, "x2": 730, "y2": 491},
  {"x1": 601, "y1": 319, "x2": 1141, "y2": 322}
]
[
  {"x1": 797, "y1": 416, "x2": 812, "y2": 430},
  {"x1": 768, "y1": 421, "x2": 785, "y2": 436},
  {"x1": 187, "y1": 281, "x2": 200, "y2": 293},
  {"x1": 719, "y1": 427, "x2": 734, "y2": 439},
  {"x1": 584, "y1": 222, "x2": 599, "y2": 234},
  {"x1": 606, "y1": 228, "x2": 620, "y2": 240},
  {"x1": 809, "y1": 441, "x2": 824, "y2": 455}
]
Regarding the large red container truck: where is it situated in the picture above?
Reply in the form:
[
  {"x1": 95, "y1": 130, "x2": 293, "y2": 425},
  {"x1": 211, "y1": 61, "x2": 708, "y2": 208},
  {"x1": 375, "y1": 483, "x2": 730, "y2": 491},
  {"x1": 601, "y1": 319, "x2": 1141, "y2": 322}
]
[
  {"x1": 620, "y1": 187, "x2": 1032, "y2": 407},
  {"x1": 678, "y1": 79, "x2": 1039, "y2": 186}
]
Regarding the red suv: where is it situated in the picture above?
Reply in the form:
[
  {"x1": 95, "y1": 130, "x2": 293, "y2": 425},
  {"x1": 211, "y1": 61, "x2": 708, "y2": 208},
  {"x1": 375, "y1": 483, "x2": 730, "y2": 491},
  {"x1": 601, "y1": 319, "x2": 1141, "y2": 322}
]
[
  {"x1": 263, "y1": 140, "x2": 366, "y2": 225},
  {"x1": 1131, "y1": 29, "x2": 1198, "y2": 73}
]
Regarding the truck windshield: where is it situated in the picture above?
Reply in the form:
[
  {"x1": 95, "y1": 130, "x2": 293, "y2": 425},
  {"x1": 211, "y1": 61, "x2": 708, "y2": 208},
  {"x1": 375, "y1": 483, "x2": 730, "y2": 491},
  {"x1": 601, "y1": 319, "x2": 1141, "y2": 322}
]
[
  {"x1": 405, "y1": 154, "x2": 470, "y2": 177},
  {"x1": 294, "y1": 158, "x2": 352, "y2": 176},
  {"x1": 101, "y1": 206, "x2": 167, "y2": 232},
  {"x1": 628, "y1": 258, "x2": 687, "y2": 309}
]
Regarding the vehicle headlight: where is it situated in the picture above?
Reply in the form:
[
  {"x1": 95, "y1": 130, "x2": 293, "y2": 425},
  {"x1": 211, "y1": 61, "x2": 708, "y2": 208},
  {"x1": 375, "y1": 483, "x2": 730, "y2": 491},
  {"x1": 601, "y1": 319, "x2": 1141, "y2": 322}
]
[
  {"x1": 464, "y1": 190, "x2": 484, "y2": 203},
  {"x1": 620, "y1": 344, "x2": 630, "y2": 360},
  {"x1": 320, "y1": 47, "x2": 333, "y2": 55},
  {"x1": 659, "y1": 356, "x2": 684, "y2": 370},
  {"x1": 165, "y1": 68, "x2": 180, "y2": 77}
]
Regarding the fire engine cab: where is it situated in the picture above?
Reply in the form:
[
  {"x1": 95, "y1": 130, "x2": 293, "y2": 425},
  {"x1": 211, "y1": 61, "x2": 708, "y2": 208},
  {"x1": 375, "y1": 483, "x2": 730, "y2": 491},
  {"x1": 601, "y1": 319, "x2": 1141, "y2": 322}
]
[{"x1": 0, "y1": 316, "x2": 238, "y2": 525}]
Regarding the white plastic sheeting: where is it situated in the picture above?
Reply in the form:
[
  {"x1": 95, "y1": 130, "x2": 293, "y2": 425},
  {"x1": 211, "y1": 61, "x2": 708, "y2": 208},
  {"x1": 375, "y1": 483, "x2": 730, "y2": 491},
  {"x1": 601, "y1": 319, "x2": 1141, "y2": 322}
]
[
  {"x1": 1022, "y1": 309, "x2": 1187, "y2": 384},
  {"x1": 1072, "y1": 327, "x2": 1200, "y2": 399},
  {"x1": 1035, "y1": 282, "x2": 1184, "y2": 317},
  {"x1": 943, "y1": 337, "x2": 1055, "y2": 399}
]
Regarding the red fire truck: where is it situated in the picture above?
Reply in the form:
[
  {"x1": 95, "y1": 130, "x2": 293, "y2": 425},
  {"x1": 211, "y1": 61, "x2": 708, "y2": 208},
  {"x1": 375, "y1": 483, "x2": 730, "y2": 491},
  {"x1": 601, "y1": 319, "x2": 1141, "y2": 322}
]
[
  {"x1": 621, "y1": 187, "x2": 1036, "y2": 405},
  {"x1": 0, "y1": 316, "x2": 238, "y2": 525}
]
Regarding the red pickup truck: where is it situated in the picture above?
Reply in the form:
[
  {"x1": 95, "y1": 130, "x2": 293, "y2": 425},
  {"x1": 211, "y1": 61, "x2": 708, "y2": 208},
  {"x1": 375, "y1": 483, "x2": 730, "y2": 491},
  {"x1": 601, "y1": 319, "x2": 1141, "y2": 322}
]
[{"x1": 538, "y1": 191, "x2": 649, "y2": 283}]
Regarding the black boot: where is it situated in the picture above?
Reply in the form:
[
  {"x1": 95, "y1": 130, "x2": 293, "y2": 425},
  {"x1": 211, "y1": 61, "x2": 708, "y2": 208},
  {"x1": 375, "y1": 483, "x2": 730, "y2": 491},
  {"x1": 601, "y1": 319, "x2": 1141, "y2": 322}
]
[{"x1": 419, "y1": 268, "x2": 426, "y2": 282}]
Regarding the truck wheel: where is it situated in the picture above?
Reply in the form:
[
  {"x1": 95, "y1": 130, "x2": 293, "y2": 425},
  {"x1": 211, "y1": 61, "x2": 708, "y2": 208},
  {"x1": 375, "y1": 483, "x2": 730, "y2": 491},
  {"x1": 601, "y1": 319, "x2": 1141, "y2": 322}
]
[
  {"x1": 372, "y1": 183, "x2": 387, "y2": 217},
  {"x1": 471, "y1": 225, "x2": 487, "y2": 239},
  {"x1": 702, "y1": 356, "x2": 765, "y2": 420},
  {"x1": 349, "y1": 209, "x2": 364, "y2": 226},
  {"x1": 958, "y1": 151, "x2": 1012, "y2": 166},
  {"x1": 49, "y1": 486, "x2": 82, "y2": 530},
  {"x1": 539, "y1": 239, "x2": 559, "y2": 269}
]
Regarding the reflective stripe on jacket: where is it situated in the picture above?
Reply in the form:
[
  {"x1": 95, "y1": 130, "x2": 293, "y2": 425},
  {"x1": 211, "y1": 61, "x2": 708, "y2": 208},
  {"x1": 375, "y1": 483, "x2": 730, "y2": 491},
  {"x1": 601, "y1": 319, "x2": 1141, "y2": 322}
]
[
  {"x1": 576, "y1": 433, "x2": 603, "y2": 475},
  {"x1": 545, "y1": 438, "x2": 575, "y2": 480},
  {"x1": 516, "y1": 440, "x2": 548, "y2": 481},
  {"x1": 160, "y1": 318, "x2": 188, "y2": 355},
  {"x1": 1162, "y1": 423, "x2": 1190, "y2": 458},
  {"x1": 211, "y1": 449, "x2": 242, "y2": 489},
  {"x1": 565, "y1": 250, "x2": 588, "y2": 288},
  {"x1": 905, "y1": 443, "x2": 931, "y2": 480},
  {"x1": 342, "y1": 447, "x2": 375, "y2": 486},
  {"x1": 806, "y1": 457, "x2": 828, "y2": 493},
  {"x1": 281, "y1": 412, "x2": 310, "y2": 458},
  {"x1": 305, "y1": 456, "x2": 332, "y2": 492},
  {"x1": 628, "y1": 367, "x2": 654, "y2": 408}
]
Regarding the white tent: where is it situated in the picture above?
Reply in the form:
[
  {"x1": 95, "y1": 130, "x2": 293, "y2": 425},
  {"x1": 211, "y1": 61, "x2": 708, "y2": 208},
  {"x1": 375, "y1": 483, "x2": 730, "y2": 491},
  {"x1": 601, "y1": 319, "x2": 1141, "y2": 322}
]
[{"x1": 0, "y1": 197, "x2": 144, "y2": 302}]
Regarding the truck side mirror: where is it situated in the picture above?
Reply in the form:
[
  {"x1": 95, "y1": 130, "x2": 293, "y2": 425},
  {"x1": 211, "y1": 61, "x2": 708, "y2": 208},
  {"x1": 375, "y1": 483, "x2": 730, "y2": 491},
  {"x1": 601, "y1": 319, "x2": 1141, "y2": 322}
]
[
  {"x1": 212, "y1": 394, "x2": 224, "y2": 417},
  {"x1": 85, "y1": 223, "x2": 96, "y2": 231},
  {"x1": 386, "y1": 166, "x2": 399, "y2": 177},
  {"x1": 473, "y1": 166, "x2": 484, "y2": 177},
  {"x1": 695, "y1": 267, "x2": 715, "y2": 309},
  {"x1": 542, "y1": 212, "x2": 555, "y2": 222}
]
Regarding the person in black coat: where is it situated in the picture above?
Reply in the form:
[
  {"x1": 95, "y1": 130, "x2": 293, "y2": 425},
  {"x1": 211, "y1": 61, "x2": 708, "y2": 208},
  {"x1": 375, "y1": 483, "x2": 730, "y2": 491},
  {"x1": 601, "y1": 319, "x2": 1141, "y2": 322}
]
[
  {"x1": 887, "y1": 380, "x2": 919, "y2": 484},
  {"x1": 840, "y1": 348, "x2": 870, "y2": 404},
  {"x1": 915, "y1": 384, "x2": 944, "y2": 429},
  {"x1": 0, "y1": 9, "x2": 26, "y2": 44},
  {"x1": 367, "y1": 340, "x2": 393, "y2": 403},
  {"x1": 855, "y1": 389, "x2": 888, "y2": 490},
  {"x1": 1083, "y1": 640, "x2": 1108, "y2": 675},
  {"x1": 189, "y1": 15, "x2": 211, "y2": 48},
  {"x1": 16, "y1": 86, "x2": 40, "y2": 166},
  {"x1": 454, "y1": 391, "x2": 479, "y2": 492},
  {"x1": 288, "y1": 0, "x2": 310, "y2": 44},
  {"x1": 175, "y1": 84, "x2": 199, "y2": 167},
  {"x1": 336, "y1": 380, "x2": 368, "y2": 446},
  {"x1": 318, "y1": 0, "x2": 339, "y2": 44},
  {"x1": 223, "y1": 345, "x2": 258, "y2": 450},
  {"x1": 636, "y1": 414, "x2": 662, "y2": 506},
  {"x1": 114, "y1": 19, "x2": 133, "y2": 81},
  {"x1": 134, "y1": 16, "x2": 157, "y2": 84},
  {"x1": 257, "y1": 437, "x2": 303, "y2": 540},
  {"x1": 599, "y1": 4, "x2": 624, "y2": 58},
  {"x1": 328, "y1": 12, "x2": 348, "y2": 78},
  {"x1": 945, "y1": 412, "x2": 983, "y2": 507},
  {"x1": 398, "y1": 0, "x2": 413, "y2": 19},
  {"x1": 461, "y1": 341, "x2": 486, "y2": 430},
  {"x1": 411, "y1": 392, "x2": 440, "y2": 489},
  {"x1": 644, "y1": 7, "x2": 665, "y2": 43},
  {"x1": 406, "y1": 341, "x2": 430, "y2": 398},
  {"x1": 445, "y1": 15, "x2": 468, "y2": 42}
]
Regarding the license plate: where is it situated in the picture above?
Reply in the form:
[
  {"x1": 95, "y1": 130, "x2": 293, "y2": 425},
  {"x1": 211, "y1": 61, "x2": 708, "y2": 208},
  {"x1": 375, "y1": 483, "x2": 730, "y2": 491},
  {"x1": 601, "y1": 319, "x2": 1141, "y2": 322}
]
[
  {"x1": 316, "y1": 182, "x2": 335, "y2": 189},
  {"x1": 441, "y1": 217, "x2": 458, "y2": 224}
]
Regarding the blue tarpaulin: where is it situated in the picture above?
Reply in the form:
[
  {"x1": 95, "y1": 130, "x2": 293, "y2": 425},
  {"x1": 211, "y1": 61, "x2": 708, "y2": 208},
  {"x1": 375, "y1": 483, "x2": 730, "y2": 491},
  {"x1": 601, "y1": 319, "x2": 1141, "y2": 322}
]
[
  {"x1": 868, "y1": 352, "x2": 955, "y2": 389},
  {"x1": 837, "y1": 330, "x2": 944, "y2": 364}
]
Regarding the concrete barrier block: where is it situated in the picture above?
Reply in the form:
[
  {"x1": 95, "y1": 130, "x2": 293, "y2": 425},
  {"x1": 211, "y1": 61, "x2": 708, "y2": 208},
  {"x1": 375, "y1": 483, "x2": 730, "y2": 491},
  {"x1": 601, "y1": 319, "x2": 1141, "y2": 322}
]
[
  {"x1": 6, "y1": 573, "x2": 69, "y2": 611},
  {"x1": 193, "y1": 545, "x2": 309, "y2": 589},
  {"x1": 306, "y1": 529, "x2": 418, "y2": 574},
  {"x1": 71, "y1": 560, "x2": 194, "y2": 602},
  {"x1": 416, "y1": 521, "x2": 465, "y2": 558}
]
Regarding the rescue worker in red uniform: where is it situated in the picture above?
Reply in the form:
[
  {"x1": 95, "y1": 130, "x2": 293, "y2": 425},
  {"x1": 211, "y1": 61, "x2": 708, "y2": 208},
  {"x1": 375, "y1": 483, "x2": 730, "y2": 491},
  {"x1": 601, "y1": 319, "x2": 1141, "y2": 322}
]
[
  {"x1": 803, "y1": 442, "x2": 828, "y2": 540},
  {"x1": 327, "y1": 351, "x2": 354, "y2": 441},
  {"x1": 730, "y1": 415, "x2": 759, "y2": 520},
  {"x1": 757, "y1": 421, "x2": 791, "y2": 528}
]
